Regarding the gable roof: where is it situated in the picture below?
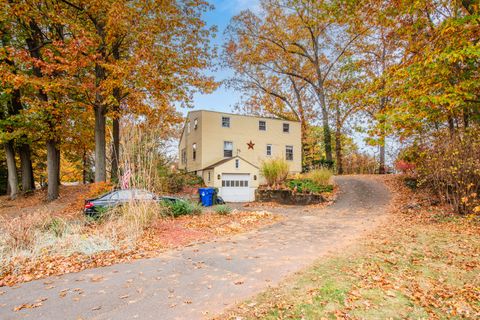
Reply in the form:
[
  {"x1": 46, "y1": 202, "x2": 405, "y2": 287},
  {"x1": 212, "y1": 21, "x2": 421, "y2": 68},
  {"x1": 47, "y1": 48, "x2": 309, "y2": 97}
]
[
  {"x1": 192, "y1": 110, "x2": 301, "y2": 123},
  {"x1": 202, "y1": 155, "x2": 259, "y2": 170}
]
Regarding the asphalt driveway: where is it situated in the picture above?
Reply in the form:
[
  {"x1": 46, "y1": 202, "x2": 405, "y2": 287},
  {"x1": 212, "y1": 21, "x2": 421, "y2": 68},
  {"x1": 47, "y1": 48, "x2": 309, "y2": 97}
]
[{"x1": 0, "y1": 176, "x2": 390, "y2": 320}]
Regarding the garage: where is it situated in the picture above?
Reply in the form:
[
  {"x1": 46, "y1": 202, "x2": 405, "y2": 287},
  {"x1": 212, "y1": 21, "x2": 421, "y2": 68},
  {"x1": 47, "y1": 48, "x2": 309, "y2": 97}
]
[{"x1": 220, "y1": 173, "x2": 254, "y2": 202}]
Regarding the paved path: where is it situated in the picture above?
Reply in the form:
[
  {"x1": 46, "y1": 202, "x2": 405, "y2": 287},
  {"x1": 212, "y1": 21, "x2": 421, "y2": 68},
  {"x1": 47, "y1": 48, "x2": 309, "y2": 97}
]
[{"x1": 0, "y1": 176, "x2": 390, "y2": 320}]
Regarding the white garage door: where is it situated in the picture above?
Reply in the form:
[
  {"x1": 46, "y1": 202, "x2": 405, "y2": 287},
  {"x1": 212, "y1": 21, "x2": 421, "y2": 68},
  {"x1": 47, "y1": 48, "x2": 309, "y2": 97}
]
[{"x1": 220, "y1": 173, "x2": 253, "y2": 202}]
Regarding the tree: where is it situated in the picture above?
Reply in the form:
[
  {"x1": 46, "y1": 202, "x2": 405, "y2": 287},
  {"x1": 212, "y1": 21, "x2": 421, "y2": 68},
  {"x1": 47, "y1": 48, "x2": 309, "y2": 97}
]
[
  {"x1": 0, "y1": 17, "x2": 36, "y2": 196},
  {"x1": 225, "y1": 0, "x2": 368, "y2": 167},
  {"x1": 60, "y1": 0, "x2": 217, "y2": 183},
  {"x1": 369, "y1": 0, "x2": 479, "y2": 138}
]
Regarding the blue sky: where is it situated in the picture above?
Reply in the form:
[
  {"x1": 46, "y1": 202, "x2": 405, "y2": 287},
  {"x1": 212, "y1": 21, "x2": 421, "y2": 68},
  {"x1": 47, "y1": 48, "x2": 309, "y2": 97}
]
[{"x1": 190, "y1": 0, "x2": 260, "y2": 114}]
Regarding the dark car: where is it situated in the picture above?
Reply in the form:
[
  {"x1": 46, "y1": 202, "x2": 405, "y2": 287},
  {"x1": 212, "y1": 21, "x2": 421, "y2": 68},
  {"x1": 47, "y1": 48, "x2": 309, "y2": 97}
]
[{"x1": 84, "y1": 189, "x2": 184, "y2": 216}]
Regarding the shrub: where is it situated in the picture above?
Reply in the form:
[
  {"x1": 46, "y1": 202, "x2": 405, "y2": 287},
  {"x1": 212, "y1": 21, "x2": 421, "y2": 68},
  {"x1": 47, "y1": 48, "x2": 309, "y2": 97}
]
[
  {"x1": 306, "y1": 168, "x2": 333, "y2": 186},
  {"x1": 164, "y1": 200, "x2": 202, "y2": 217},
  {"x1": 183, "y1": 172, "x2": 204, "y2": 186},
  {"x1": 260, "y1": 158, "x2": 289, "y2": 186},
  {"x1": 214, "y1": 204, "x2": 232, "y2": 215},
  {"x1": 395, "y1": 159, "x2": 416, "y2": 174},
  {"x1": 97, "y1": 201, "x2": 167, "y2": 245},
  {"x1": 43, "y1": 217, "x2": 67, "y2": 237},
  {"x1": 0, "y1": 211, "x2": 47, "y2": 250},
  {"x1": 287, "y1": 179, "x2": 333, "y2": 194},
  {"x1": 414, "y1": 128, "x2": 480, "y2": 214}
]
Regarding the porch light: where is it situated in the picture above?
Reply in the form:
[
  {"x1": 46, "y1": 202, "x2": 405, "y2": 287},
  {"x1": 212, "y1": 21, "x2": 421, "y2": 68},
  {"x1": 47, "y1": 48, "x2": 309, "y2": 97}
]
[
  {"x1": 217, "y1": 174, "x2": 221, "y2": 180},
  {"x1": 254, "y1": 175, "x2": 257, "y2": 180}
]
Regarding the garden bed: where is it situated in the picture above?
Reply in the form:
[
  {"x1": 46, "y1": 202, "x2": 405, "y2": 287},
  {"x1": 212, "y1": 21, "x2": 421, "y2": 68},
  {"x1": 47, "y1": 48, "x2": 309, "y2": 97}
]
[
  {"x1": 256, "y1": 189, "x2": 327, "y2": 205},
  {"x1": 256, "y1": 177, "x2": 335, "y2": 205}
]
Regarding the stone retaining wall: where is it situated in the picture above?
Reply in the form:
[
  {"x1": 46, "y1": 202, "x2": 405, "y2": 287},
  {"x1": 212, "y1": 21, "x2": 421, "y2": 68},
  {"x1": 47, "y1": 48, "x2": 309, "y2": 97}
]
[{"x1": 255, "y1": 189, "x2": 325, "y2": 205}]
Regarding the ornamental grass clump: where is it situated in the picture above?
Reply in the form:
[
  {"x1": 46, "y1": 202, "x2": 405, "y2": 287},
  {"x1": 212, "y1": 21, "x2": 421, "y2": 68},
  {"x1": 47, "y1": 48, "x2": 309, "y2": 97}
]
[
  {"x1": 306, "y1": 168, "x2": 333, "y2": 186},
  {"x1": 214, "y1": 204, "x2": 232, "y2": 215},
  {"x1": 260, "y1": 158, "x2": 289, "y2": 186}
]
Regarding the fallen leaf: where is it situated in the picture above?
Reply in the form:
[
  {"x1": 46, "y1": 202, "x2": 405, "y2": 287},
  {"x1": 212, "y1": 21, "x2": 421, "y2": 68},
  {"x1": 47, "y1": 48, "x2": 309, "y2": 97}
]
[
  {"x1": 90, "y1": 275, "x2": 104, "y2": 282},
  {"x1": 13, "y1": 302, "x2": 43, "y2": 312}
]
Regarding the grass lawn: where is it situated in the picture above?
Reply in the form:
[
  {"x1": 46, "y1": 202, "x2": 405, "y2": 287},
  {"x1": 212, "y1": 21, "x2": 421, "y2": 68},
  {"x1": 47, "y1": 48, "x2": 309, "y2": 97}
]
[{"x1": 220, "y1": 177, "x2": 480, "y2": 319}]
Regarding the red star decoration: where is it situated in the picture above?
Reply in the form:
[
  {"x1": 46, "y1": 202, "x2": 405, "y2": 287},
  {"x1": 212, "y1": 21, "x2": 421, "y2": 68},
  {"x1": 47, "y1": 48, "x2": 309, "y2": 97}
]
[{"x1": 247, "y1": 140, "x2": 255, "y2": 150}]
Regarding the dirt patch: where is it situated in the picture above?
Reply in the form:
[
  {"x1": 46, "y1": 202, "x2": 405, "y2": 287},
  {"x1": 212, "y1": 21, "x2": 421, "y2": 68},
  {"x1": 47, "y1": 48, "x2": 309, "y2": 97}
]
[{"x1": 0, "y1": 185, "x2": 89, "y2": 219}]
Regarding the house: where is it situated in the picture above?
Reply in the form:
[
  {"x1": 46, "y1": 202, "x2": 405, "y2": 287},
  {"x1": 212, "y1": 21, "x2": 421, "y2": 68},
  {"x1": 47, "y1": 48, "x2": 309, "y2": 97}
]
[{"x1": 178, "y1": 110, "x2": 302, "y2": 202}]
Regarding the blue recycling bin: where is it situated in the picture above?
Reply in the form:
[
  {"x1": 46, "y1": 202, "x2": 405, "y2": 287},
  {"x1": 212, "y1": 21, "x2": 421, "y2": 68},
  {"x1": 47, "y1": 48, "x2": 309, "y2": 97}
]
[{"x1": 199, "y1": 187, "x2": 215, "y2": 207}]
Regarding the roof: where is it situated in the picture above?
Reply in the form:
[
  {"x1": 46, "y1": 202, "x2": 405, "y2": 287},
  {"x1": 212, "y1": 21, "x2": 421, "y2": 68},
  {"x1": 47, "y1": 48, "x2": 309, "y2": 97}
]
[
  {"x1": 188, "y1": 109, "x2": 301, "y2": 123},
  {"x1": 202, "y1": 155, "x2": 259, "y2": 170}
]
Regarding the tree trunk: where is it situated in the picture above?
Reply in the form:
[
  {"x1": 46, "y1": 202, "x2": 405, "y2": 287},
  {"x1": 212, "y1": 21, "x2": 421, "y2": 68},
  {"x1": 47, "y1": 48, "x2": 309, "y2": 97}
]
[
  {"x1": 94, "y1": 104, "x2": 107, "y2": 182},
  {"x1": 82, "y1": 149, "x2": 87, "y2": 184},
  {"x1": 378, "y1": 96, "x2": 387, "y2": 174},
  {"x1": 4, "y1": 141, "x2": 18, "y2": 199},
  {"x1": 317, "y1": 87, "x2": 333, "y2": 166},
  {"x1": 57, "y1": 148, "x2": 61, "y2": 185},
  {"x1": 111, "y1": 116, "x2": 120, "y2": 183},
  {"x1": 335, "y1": 108, "x2": 343, "y2": 175},
  {"x1": 379, "y1": 143, "x2": 386, "y2": 174},
  {"x1": 321, "y1": 106, "x2": 333, "y2": 165},
  {"x1": 46, "y1": 139, "x2": 60, "y2": 201},
  {"x1": 18, "y1": 143, "x2": 35, "y2": 192},
  {"x1": 111, "y1": 46, "x2": 121, "y2": 183}
]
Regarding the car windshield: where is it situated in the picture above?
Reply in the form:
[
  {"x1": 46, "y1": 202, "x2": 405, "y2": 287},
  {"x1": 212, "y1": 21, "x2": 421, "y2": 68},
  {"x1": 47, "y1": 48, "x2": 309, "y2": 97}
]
[
  {"x1": 116, "y1": 190, "x2": 133, "y2": 200},
  {"x1": 98, "y1": 192, "x2": 115, "y2": 200},
  {"x1": 135, "y1": 190, "x2": 155, "y2": 200}
]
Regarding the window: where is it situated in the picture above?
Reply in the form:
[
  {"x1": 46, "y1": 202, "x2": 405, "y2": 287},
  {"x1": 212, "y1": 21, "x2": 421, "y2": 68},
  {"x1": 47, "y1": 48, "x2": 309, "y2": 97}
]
[
  {"x1": 181, "y1": 148, "x2": 186, "y2": 164},
  {"x1": 222, "y1": 116, "x2": 230, "y2": 128},
  {"x1": 224, "y1": 141, "x2": 233, "y2": 157},
  {"x1": 102, "y1": 192, "x2": 116, "y2": 200},
  {"x1": 235, "y1": 159, "x2": 239, "y2": 168},
  {"x1": 266, "y1": 144, "x2": 272, "y2": 156},
  {"x1": 135, "y1": 190, "x2": 155, "y2": 200},
  {"x1": 222, "y1": 178, "x2": 249, "y2": 187},
  {"x1": 194, "y1": 118, "x2": 198, "y2": 130},
  {"x1": 283, "y1": 123, "x2": 290, "y2": 133},
  {"x1": 286, "y1": 145, "x2": 293, "y2": 161},
  {"x1": 117, "y1": 190, "x2": 133, "y2": 200},
  {"x1": 192, "y1": 143, "x2": 197, "y2": 161},
  {"x1": 187, "y1": 121, "x2": 191, "y2": 133},
  {"x1": 259, "y1": 120, "x2": 266, "y2": 131}
]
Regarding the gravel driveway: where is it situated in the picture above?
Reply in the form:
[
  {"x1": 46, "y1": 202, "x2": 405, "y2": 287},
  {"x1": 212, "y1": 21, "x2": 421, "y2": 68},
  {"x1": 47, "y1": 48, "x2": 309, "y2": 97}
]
[{"x1": 0, "y1": 176, "x2": 390, "y2": 320}]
